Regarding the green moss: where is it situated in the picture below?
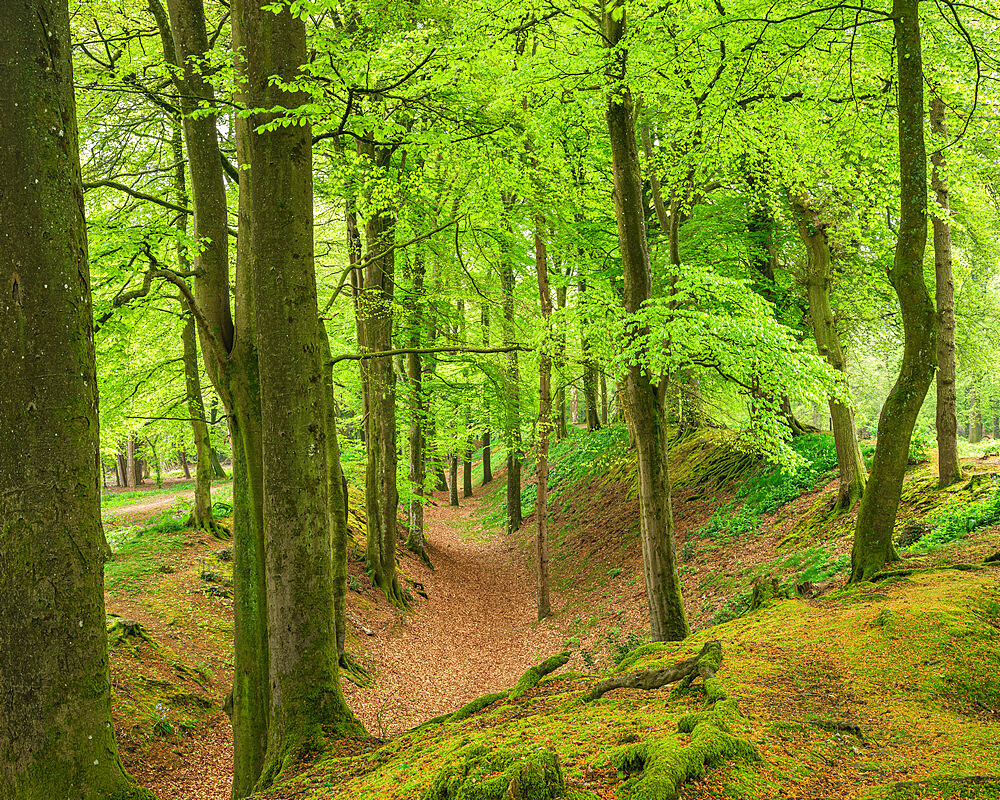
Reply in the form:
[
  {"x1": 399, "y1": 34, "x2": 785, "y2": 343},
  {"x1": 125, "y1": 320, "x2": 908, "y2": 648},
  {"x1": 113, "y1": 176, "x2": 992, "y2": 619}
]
[
  {"x1": 423, "y1": 744, "x2": 565, "y2": 800},
  {"x1": 862, "y1": 777, "x2": 1000, "y2": 799},
  {"x1": 451, "y1": 692, "x2": 509, "y2": 722},
  {"x1": 510, "y1": 652, "x2": 570, "y2": 700}
]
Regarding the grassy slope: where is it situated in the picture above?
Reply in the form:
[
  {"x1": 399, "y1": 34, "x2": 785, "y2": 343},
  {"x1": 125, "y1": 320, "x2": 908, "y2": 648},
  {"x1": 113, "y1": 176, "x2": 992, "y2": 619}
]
[{"x1": 254, "y1": 425, "x2": 1000, "y2": 799}]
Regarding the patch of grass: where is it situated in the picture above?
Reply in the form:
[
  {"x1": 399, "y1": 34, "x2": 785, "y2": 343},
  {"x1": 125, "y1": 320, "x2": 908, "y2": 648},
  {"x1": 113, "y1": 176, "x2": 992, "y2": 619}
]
[
  {"x1": 101, "y1": 481, "x2": 197, "y2": 510},
  {"x1": 105, "y1": 511, "x2": 188, "y2": 594},
  {"x1": 906, "y1": 488, "x2": 1000, "y2": 553}
]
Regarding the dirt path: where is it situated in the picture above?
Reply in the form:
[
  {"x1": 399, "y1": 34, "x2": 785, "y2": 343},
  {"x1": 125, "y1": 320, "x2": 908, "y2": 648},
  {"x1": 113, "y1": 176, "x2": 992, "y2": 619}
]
[
  {"x1": 103, "y1": 482, "x2": 232, "y2": 523},
  {"x1": 118, "y1": 474, "x2": 566, "y2": 796},
  {"x1": 345, "y1": 480, "x2": 568, "y2": 737}
]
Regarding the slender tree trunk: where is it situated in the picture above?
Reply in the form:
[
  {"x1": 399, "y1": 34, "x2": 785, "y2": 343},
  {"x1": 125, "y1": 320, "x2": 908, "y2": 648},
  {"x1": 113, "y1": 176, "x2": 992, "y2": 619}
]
[
  {"x1": 578, "y1": 277, "x2": 602, "y2": 433},
  {"x1": 449, "y1": 452, "x2": 460, "y2": 507},
  {"x1": 360, "y1": 172, "x2": 403, "y2": 605},
  {"x1": 463, "y1": 441, "x2": 474, "y2": 497},
  {"x1": 0, "y1": 5, "x2": 152, "y2": 795},
  {"x1": 319, "y1": 326, "x2": 350, "y2": 662},
  {"x1": 159, "y1": 2, "x2": 271, "y2": 790},
  {"x1": 930, "y1": 94, "x2": 962, "y2": 486},
  {"x1": 169, "y1": 122, "x2": 217, "y2": 532},
  {"x1": 602, "y1": 4, "x2": 688, "y2": 641},
  {"x1": 534, "y1": 218, "x2": 553, "y2": 621},
  {"x1": 850, "y1": 0, "x2": 937, "y2": 582},
  {"x1": 555, "y1": 284, "x2": 569, "y2": 440},
  {"x1": 481, "y1": 302, "x2": 494, "y2": 484},
  {"x1": 969, "y1": 384, "x2": 984, "y2": 443},
  {"x1": 245, "y1": 3, "x2": 360, "y2": 788},
  {"x1": 791, "y1": 196, "x2": 868, "y2": 509},
  {"x1": 180, "y1": 450, "x2": 192, "y2": 479},
  {"x1": 600, "y1": 372, "x2": 609, "y2": 426},
  {"x1": 500, "y1": 203, "x2": 522, "y2": 533},
  {"x1": 116, "y1": 451, "x2": 127, "y2": 488},
  {"x1": 406, "y1": 249, "x2": 428, "y2": 560},
  {"x1": 127, "y1": 435, "x2": 140, "y2": 488}
]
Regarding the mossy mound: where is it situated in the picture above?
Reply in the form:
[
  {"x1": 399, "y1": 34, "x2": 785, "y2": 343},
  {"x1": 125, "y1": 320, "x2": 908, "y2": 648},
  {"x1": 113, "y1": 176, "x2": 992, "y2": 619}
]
[
  {"x1": 423, "y1": 744, "x2": 565, "y2": 800},
  {"x1": 862, "y1": 777, "x2": 1000, "y2": 799}
]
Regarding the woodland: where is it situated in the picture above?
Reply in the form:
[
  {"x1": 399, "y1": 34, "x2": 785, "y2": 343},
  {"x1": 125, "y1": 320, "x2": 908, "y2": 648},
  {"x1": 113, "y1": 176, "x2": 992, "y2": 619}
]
[{"x1": 2, "y1": 0, "x2": 1000, "y2": 798}]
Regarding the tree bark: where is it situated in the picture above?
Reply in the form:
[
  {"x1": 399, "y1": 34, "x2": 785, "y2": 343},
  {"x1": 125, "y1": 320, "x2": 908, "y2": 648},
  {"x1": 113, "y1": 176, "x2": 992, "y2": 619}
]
[
  {"x1": 930, "y1": 94, "x2": 962, "y2": 486},
  {"x1": 602, "y1": 4, "x2": 688, "y2": 641},
  {"x1": 791, "y1": 195, "x2": 868, "y2": 509},
  {"x1": 555, "y1": 283, "x2": 569, "y2": 440},
  {"x1": 244, "y1": 2, "x2": 360, "y2": 788},
  {"x1": 579, "y1": 278, "x2": 602, "y2": 433},
  {"x1": 0, "y1": 5, "x2": 152, "y2": 796},
  {"x1": 850, "y1": 0, "x2": 937, "y2": 583},
  {"x1": 534, "y1": 219, "x2": 553, "y2": 621},
  {"x1": 449, "y1": 451, "x2": 460, "y2": 507}
]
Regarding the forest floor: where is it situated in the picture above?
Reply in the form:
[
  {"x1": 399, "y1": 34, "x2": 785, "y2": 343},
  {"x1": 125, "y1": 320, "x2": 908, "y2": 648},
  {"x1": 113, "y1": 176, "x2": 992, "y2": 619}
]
[{"x1": 104, "y1": 469, "x2": 570, "y2": 799}]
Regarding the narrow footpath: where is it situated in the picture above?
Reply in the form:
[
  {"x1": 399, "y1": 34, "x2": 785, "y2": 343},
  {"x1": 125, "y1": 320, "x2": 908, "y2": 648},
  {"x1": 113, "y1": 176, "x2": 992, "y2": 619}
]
[{"x1": 344, "y1": 479, "x2": 568, "y2": 736}]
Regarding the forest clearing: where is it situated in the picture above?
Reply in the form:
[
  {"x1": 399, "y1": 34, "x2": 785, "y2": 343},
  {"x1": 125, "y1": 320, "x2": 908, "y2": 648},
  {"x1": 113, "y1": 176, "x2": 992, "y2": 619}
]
[{"x1": 2, "y1": 0, "x2": 1000, "y2": 799}]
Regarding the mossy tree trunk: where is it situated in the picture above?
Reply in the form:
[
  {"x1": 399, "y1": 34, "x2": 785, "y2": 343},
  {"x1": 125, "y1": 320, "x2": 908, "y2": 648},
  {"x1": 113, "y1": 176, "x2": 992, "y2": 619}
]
[
  {"x1": 243, "y1": 2, "x2": 360, "y2": 788},
  {"x1": 534, "y1": 218, "x2": 553, "y2": 621},
  {"x1": 850, "y1": 0, "x2": 936, "y2": 583},
  {"x1": 602, "y1": 4, "x2": 688, "y2": 642},
  {"x1": 791, "y1": 195, "x2": 868, "y2": 510},
  {"x1": 0, "y1": 5, "x2": 152, "y2": 797},
  {"x1": 930, "y1": 94, "x2": 962, "y2": 487}
]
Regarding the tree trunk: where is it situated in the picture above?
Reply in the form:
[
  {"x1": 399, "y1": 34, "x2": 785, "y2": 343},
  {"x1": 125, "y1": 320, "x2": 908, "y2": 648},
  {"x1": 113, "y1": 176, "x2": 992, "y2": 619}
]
[
  {"x1": 463, "y1": 441, "x2": 473, "y2": 498},
  {"x1": 555, "y1": 283, "x2": 569, "y2": 440},
  {"x1": 579, "y1": 278, "x2": 602, "y2": 433},
  {"x1": 850, "y1": 0, "x2": 937, "y2": 583},
  {"x1": 244, "y1": 2, "x2": 360, "y2": 788},
  {"x1": 600, "y1": 372, "x2": 609, "y2": 426},
  {"x1": 180, "y1": 450, "x2": 192, "y2": 479},
  {"x1": 169, "y1": 120, "x2": 217, "y2": 531},
  {"x1": 319, "y1": 326, "x2": 350, "y2": 662},
  {"x1": 930, "y1": 94, "x2": 962, "y2": 486},
  {"x1": 0, "y1": 5, "x2": 152, "y2": 795},
  {"x1": 361, "y1": 200, "x2": 403, "y2": 605},
  {"x1": 602, "y1": 4, "x2": 688, "y2": 641},
  {"x1": 969, "y1": 384, "x2": 984, "y2": 443},
  {"x1": 534, "y1": 218, "x2": 553, "y2": 621},
  {"x1": 449, "y1": 452, "x2": 460, "y2": 507},
  {"x1": 791, "y1": 195, "x2": 868, "y2": 509},
  {"x1": 481, "y1": 302, "x2": 494, "y2": 484},
  {"x1": 406, "y1": 249, "x2": 428, "y2": 561},
  {"x1": 126, "y1": 435, "x2": 140, "y2": 488},
  {"x1": 116, "y1": 451, "x2": 127, "y2": 488},
  {"x1": 500, "y1": 204, "x2": 522, "y2": 533}
]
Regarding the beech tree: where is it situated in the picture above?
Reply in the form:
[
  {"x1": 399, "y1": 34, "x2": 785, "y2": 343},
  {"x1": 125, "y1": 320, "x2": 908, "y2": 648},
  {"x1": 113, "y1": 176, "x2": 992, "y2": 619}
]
[{"x1": 0, "y1": 4, "x2": 152, "y2": 798}]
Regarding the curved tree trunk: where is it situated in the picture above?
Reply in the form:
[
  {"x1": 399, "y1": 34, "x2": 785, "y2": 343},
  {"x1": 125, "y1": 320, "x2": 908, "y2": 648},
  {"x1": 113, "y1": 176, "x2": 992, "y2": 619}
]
[
  {"x1": 0, "y1": 5, "x2": 152, "y2": 796},
  {"x1": 791, "y1": 196, "x2": 868, "y2": 510},
  {"x1": 930, "y1": 94, "x2": 962, "y2": 486},
  {"x1": 602, "y1": 4, "x2": 688, "y2": 642},
  {"x1": 850, "y1": 0, "x2": 937, "y2": 582}
]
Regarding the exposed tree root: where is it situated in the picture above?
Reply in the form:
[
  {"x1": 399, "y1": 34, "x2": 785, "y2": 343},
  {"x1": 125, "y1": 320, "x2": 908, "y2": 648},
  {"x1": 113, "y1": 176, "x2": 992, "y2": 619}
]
[
  {"x1": 509, "y1": 651, "x2": 570, "y2": 700},
  {"x1": 583, "y1": 641, "x2": 720, "y2": 702},
  {"x1": 423, "y1": 743, "x2": 565, "y2": 800}
]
